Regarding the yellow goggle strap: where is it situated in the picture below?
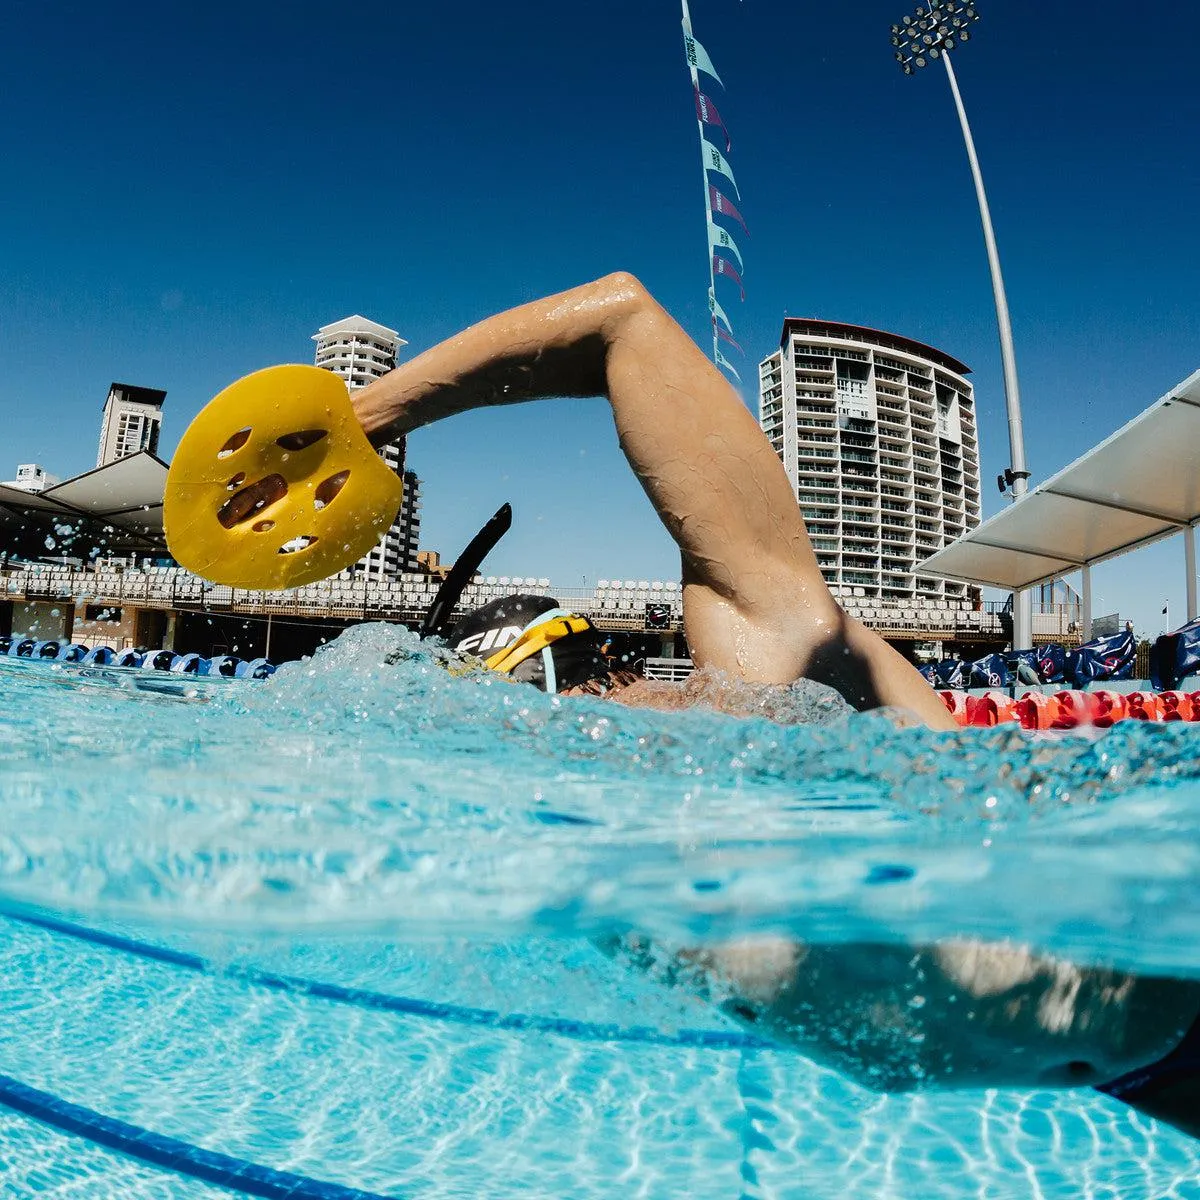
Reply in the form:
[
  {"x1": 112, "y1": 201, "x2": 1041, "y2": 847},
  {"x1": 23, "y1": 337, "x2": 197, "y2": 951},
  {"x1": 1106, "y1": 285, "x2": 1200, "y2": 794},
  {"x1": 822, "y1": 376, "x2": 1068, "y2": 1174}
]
[{"x1": 484, "y1": 613, "x2": 593, "y2": 679}]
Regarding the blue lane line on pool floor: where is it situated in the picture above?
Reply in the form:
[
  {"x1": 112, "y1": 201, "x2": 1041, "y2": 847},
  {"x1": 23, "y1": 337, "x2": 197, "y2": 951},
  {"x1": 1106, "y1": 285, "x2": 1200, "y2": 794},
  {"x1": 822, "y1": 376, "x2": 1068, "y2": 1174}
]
[
  {"x1": 0, "y1": 1072, "x2": 398, "y2": 1200},
  {"x1": 9, "y1": 912, "x2": 770, "y2": 1052}
]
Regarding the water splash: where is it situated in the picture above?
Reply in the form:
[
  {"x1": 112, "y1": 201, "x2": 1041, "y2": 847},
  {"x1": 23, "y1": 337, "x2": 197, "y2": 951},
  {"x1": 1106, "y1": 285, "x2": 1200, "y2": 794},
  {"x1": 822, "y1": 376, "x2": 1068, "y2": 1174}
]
[{"x1": 0, "y1": 625, "x2": 1196, "y2": 974}]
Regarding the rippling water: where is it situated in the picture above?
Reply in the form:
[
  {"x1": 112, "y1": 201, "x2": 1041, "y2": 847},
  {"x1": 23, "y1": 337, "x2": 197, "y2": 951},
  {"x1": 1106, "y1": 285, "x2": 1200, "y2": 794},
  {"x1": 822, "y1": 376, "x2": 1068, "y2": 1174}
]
[
  {"x1": 0, "y1": 624, "x2": 1198, "y2": 1198},
  {"x1": 1, "y1": 623, "x2": 1198, "y2": 972}
]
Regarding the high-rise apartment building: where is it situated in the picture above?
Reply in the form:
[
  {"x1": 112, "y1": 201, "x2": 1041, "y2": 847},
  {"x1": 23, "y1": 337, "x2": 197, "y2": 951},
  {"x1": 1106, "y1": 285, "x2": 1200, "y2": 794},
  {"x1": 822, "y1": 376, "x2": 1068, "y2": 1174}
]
[
  {"x1": 759, "y1": 319, "x2": 981, "y2": 603},
  {"x1": 312, "y1": 315, "x2": 421, "y2": 578},
  {"x1": 96, "y1": 384, "x2": 166, "y2": 467}
]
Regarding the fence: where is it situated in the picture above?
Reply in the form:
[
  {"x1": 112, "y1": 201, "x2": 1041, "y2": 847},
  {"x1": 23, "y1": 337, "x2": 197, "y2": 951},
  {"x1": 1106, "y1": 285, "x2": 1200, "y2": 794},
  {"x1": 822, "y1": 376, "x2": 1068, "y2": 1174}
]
[{"x1": 2, "y1": 564, "x2": 1081, "y2": 645}]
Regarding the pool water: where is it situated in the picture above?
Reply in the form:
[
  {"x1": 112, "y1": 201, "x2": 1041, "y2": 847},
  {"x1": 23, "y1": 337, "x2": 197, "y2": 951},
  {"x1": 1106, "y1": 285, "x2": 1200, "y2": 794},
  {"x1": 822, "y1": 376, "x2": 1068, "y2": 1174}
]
[{"x1": 0, "y1": 623, "x2": 1198, "y2": 1198}]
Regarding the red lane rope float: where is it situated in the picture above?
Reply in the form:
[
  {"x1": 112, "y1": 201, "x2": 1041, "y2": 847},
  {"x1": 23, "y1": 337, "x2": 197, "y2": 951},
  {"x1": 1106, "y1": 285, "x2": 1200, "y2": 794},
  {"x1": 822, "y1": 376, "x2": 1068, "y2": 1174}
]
[
  {"x1": 1159, "y1": 691, "x2": 1196, "y2": 721},
  {"x1": 1048, "y1": 690, "x2": 1094, "y2": 729},
  {"x1": 937, "y1": 690, "x2": 971, "y2": 726},
  {"x1": 1125, "y1": 692, "x2": 1164, "y2": 721},
  {"x1": 1089, "y1": 690, "x2": 1129, "y2": 727},
  {"x1": 935, "y1": 688, "x2": 1200, "y2": 728},
  {"x1": 966, "y1": 691, "x2": 1016, "y2": 727},
  {"x1": 1014, "y1": 691, "x2": 1055, "y2": 731}
]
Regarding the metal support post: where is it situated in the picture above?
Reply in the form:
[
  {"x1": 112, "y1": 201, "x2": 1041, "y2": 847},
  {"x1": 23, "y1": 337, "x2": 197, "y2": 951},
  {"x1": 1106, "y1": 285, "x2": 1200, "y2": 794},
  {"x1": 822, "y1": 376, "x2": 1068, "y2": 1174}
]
[
  {"x1": 1185, "y1": 522, "x2": 1197, "y2": 623},
  {"x1": 1080, "y1": 565, "x2": 1092, "y2": 642}
]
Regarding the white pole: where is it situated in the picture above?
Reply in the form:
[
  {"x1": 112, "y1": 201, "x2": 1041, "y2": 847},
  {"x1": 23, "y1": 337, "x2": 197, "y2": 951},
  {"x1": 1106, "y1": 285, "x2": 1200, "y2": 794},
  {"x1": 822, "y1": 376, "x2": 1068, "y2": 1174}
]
[
  {"x1": 1185, "y1": 523, "x2": 1197, "y2": 623},
  {"x1": 1081, "y1": 565, "x2": 1092, "y2": 642},
  {"x1": 941, "y1": 51, "x2": 1032, "y2": 649}
]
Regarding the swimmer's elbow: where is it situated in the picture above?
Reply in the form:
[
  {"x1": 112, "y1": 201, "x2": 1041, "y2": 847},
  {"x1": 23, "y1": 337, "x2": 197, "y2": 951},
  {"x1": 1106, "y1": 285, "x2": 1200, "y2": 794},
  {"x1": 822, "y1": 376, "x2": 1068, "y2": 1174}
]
[
  {"x1": 597, "y1": 270, "x2": 649, "y2": 300},
  {"x1": 592, "y1": 271, "x2": 657, "y2": 326}
]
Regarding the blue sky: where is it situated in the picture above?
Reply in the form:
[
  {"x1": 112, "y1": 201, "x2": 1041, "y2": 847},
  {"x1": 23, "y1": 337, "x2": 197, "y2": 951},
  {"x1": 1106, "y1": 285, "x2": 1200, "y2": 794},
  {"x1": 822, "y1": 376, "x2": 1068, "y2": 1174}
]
[{"x1": 2, "y1": 0, "x2": 1197, "y2": 638}]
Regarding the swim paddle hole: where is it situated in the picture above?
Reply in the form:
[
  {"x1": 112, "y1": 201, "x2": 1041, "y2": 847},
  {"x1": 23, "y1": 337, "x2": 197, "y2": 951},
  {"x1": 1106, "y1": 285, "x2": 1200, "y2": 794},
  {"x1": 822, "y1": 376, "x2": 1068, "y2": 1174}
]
[
  {"x1": 216, "y1": 474, "x2": 288, "y2": 529},
  {"x1": 313, "y1": 470, "x2": 350, "y2": 510},
  {"x1": 275, "y1": 429, "x2": 328, "y2": 451},
  {"x1": 278, "y1": 535, "x2": 319, "y2": 555},
  {"x1": 217, "y1": 428, "x2": 252, "y2": 459}
]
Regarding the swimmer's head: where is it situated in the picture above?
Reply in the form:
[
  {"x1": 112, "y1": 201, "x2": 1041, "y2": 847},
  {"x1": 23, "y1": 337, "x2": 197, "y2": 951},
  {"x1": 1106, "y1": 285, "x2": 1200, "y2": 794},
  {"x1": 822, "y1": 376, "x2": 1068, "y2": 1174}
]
[{"x1": 449, "y1": 594, "x2": 615, "y2": 694}]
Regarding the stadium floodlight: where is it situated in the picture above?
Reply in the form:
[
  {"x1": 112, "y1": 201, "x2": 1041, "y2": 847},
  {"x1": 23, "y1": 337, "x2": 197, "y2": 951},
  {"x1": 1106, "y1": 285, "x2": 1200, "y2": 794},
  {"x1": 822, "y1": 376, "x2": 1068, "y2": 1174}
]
[
  {"x1": 890, "y1": 0, "x2": 1033, "y2": 650},
  {"x1": 892, "y1": 1, "x2": 980, "y2": 69}
]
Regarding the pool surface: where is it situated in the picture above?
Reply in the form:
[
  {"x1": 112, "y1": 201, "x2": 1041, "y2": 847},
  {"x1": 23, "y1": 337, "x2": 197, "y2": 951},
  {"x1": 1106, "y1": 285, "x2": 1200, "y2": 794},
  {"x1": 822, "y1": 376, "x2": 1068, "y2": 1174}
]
[{"x1": 1, "y1": 624, "x2": 1198, "y2": 1198}]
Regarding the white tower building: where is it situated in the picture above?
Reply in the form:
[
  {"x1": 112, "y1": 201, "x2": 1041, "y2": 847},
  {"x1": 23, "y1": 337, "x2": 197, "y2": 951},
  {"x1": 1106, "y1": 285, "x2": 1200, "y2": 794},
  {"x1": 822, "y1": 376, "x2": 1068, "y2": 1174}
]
[
  {"x1": 312, "y1": 315, "x2": 421, "y2": 578},
  {"x1": 759, "y1": 319, "x2": 981, "y2": 604},
  {"x1": 1, "y1": 464, "x2": 60, "y2": 494},
  {"x1": 96, "y1": 384, "x2": 165, "y2": 467}
]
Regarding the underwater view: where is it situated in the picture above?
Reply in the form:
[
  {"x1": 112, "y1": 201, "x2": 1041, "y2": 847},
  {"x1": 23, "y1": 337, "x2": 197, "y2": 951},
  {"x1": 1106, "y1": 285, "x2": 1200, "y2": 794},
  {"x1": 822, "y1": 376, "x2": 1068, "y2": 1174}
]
[
  {"x1": 1, "y1": 629, "x2": 1198, "y2": 1198},
  {"x1": 2, "y1": 0, "x2": 1198, "y2": 1194}
]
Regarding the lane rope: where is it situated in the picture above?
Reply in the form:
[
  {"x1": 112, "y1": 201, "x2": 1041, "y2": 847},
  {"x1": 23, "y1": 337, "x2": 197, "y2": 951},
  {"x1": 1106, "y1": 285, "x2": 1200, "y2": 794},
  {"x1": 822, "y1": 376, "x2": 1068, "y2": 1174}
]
[
  {"x1": 9, "y1": 912, "x2": 769, "y2": 1051},
  {"x1": 0, "y1": 1072, "x2": 399, "y2": 1200}
]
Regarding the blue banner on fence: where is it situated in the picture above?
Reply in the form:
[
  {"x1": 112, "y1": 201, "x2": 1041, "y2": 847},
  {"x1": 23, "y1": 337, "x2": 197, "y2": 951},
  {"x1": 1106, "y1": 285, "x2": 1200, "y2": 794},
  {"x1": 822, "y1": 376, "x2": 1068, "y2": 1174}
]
[
  {"x1": 930, "y1": 658, "x2": 966, "y2": 689},
  {"x1": 1034, "y1": 643, "x2": 1067, "y2": 684},
  {"x1": 1065, "y1": 629, "x2": 1136, "y2": 689},
  {"x1": 1150, "y1": 615, "x2": 1200, "y2": 691},
  {"x1": 968, "y1": 652, "x2": 1009, "y2": 689}
]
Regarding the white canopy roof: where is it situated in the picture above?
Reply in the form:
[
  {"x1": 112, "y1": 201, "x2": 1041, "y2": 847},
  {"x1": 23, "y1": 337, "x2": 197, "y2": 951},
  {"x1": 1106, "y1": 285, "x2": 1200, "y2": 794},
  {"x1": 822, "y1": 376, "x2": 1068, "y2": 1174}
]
[
  {"x1": 0, "y1": 452, "x2": 167, "y2": 555},
  {"x1": 919, "y1": 368, "x2": 1200, "y2": 590},
  {"x1": 41, "y1": 452, "x2": 167, "y2": 531}
]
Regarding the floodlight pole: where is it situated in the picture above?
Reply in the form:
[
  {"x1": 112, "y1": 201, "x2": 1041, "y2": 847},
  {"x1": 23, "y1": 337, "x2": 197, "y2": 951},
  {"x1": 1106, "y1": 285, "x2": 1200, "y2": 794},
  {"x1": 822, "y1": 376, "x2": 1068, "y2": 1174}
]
[{"x1": 940, "y1": 49, "x2": 1032, "y2": 649}]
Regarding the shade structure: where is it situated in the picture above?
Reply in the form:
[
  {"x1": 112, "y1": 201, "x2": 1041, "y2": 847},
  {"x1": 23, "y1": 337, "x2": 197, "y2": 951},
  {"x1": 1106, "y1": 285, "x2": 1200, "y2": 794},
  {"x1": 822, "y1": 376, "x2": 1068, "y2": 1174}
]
[
  {"x1": 919, "y1": 368, "x2": 1200, "y2": 591},
  {"x1": 0, "y1": 452, "x2": 168, "y2": 560}
]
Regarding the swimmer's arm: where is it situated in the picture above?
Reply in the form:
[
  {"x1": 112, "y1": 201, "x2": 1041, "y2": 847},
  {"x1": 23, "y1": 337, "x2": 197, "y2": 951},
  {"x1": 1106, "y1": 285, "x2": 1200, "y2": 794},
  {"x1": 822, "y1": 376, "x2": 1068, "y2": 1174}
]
[
  {"x1": 613, "y1": 934, "x2": 1200, "y2": 1095},
  {"x1": 353, "y1": 272, "x2": 952, "y2": 727}
]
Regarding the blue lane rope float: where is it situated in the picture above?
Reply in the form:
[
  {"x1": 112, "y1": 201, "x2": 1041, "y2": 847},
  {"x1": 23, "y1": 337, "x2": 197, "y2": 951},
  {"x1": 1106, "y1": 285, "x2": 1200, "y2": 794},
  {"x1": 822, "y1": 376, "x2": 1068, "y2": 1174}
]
[
  {"x1": 0, "y1": 1072, "x2": 400, "y2": 1200},
  {"x1": 11, "y1": 913, "x2": 769, "y2": 1052},
  {"x1": 0, "y1": 640, "x2": 274, "y2": 678}
]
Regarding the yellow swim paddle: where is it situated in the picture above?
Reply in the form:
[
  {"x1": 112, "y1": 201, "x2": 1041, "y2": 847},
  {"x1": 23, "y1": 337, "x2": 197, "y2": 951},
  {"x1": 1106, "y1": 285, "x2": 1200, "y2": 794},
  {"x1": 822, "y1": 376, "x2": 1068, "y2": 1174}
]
[{"x1": 164, "y1": 365, "x2": 403, "y2": 589}]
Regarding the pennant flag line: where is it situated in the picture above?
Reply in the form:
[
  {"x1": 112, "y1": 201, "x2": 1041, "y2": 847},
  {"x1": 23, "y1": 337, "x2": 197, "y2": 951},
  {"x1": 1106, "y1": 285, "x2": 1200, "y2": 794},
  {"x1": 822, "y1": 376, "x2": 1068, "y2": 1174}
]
[
  {"x1": 708, "y1": 288, "x2": 733, "y2": 334},
  {"x1": 683, "y1": 0, "x2": 744, "y2": 381},
  {"x1": 714, "y1": 322, "x2": 744, "y2": 353},
  {"x1": 708, "y1": 185, "x2": 748, "y2": 235},
  {"x1": 708, "y1": 222, "x2": 744, "y2": 271},
  {"x1": 694, "y1": 89, "x2": 731, "y2": 152},
  {"x1": 712, "y1": 253, "x2": 745, "y2": 300},
  {"x1": 715, "y1": 347, "x2": 741, "y2": 380},
  {"x1": 701, "y1": 140, "x2": 739, "y2": 198},
  {"x1": 684, "y1": 29, "x2": 724, "y2": 87}
]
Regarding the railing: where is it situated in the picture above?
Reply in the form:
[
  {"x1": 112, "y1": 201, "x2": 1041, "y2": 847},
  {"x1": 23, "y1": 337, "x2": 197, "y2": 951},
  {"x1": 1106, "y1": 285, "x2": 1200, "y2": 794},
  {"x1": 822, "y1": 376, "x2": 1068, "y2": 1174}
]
[
  {"x1": 2, "y1": 567, "x2": 689, "y2": 635},
  {"x1": 643, "y1": 657, "x2": 695, "y2": 682},
  {"x1": 2, "y1": 566, "x2": 1083, "y2": 646}
]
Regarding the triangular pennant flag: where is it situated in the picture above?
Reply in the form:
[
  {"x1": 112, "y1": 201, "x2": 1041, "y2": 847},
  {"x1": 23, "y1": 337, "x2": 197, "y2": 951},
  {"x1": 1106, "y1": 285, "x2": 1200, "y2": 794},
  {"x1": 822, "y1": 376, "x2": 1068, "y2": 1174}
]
[
  {"x1": 708, "y1": 185, "x2": 748, "y2": 236},
  {"x1": 708, "y1": 222, "x2": 743, "y2": 272},
  {"x1": 701, "y1": 139, "x2": 739, "y2": 198},
  {"x1": 714, "y1": 321, "x2": 743, "y2": 354},
  {"x1": 712, "y1": 253, "x2": 744, "y2": 300},
  {"x1": 715, "y1": 347, "x2": 741, "y2": 380},
  {"x1": 708, "y1": 288, "x2": 733, "y2": 334},
  {"x1": 683, "y1": 28, "x2": 724, "y2": 88},
  {"x1": 694, "y1": 88, "x2": 731, "y2": 152}
]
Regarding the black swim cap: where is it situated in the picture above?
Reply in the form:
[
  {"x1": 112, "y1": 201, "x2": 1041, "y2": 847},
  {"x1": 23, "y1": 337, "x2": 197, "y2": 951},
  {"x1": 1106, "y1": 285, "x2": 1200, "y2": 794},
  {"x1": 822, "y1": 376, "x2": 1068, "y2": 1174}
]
[{"x1": 450, "y1": 594, "x2": 612, "y2": 693}]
